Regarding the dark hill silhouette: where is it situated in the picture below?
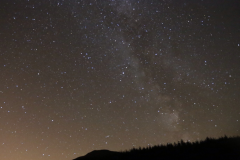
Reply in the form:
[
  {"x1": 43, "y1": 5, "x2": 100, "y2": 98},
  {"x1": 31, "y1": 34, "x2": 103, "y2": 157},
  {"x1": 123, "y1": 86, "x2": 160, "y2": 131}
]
[
  {"x1": 73, "y1": 136, "x2": 240, "y2": 160},
  {"x1": 86, "y1": 150, "x2": 117, "y2": 157},
  {"x1": 73, "y1": 149, "x2": 122, "y2": 160}
]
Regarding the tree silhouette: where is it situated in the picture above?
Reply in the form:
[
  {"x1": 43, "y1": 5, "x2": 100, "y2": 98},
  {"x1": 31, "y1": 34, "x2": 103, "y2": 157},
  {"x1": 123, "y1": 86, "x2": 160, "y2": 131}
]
[{"x1": 73, "y1": 136, "x2": 240, "y2": 160}]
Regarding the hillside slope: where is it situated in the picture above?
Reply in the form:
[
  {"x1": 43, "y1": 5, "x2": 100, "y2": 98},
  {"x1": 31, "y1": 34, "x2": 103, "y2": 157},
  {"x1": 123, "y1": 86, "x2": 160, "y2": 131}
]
[{"x1": 73, "y1": 136, "x2": 240, "y2": 160}]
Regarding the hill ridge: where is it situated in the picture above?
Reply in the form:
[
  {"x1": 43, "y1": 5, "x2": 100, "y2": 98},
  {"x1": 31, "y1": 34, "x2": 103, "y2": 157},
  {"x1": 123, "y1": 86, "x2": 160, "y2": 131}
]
[{"x1": 73, "y1": 136, "x2": 240, "y2": 160}]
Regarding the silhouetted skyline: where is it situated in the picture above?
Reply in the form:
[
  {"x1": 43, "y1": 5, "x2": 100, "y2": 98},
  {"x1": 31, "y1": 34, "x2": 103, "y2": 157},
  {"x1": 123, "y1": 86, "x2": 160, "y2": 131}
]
[{"x1": 73, "y1": 136, "x2": 240, "y2": 160}]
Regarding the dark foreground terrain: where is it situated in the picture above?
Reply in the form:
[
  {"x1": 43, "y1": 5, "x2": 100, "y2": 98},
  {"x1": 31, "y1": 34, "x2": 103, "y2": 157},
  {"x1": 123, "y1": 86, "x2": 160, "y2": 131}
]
[{"x1": 73, "y1": 136, "x2": 240, "y2": 160}]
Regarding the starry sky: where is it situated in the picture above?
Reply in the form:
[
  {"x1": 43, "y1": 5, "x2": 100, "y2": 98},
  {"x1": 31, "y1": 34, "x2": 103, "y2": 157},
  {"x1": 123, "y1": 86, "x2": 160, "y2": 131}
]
[{"x1": 0, "y1": 0, "x2": 240, "y2": 160}]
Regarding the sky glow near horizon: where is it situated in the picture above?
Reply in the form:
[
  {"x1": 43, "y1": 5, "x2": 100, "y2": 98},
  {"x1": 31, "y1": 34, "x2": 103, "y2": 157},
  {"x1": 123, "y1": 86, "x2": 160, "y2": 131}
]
[{"x1": 0, "y1": 0, "x2": 240, "y2": 160}]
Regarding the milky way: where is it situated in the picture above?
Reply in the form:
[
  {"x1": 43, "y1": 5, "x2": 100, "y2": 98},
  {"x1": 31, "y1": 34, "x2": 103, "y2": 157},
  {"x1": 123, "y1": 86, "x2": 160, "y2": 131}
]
[{"x1": 0, "y1": 0, "x2": 240, "y2": 160}]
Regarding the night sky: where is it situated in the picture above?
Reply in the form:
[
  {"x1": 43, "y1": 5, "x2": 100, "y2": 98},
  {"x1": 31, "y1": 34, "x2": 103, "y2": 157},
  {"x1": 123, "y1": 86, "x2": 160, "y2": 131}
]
[{"x1": 0, "y1": 0, "x2": 240, "y2": 160}]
